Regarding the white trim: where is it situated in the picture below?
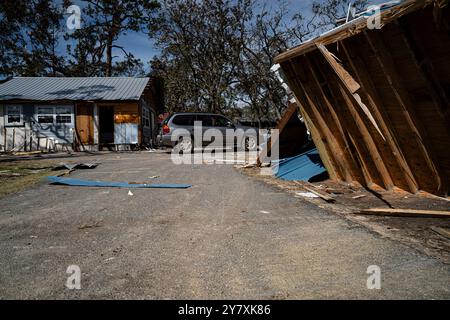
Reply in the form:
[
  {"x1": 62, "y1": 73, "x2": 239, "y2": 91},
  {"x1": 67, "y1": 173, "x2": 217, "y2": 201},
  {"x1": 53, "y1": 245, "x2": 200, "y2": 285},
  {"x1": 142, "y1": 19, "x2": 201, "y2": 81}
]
[
  {"x1": 5, "y1": 104, "x2": 23, "y2": 126},
  {"x1": 93, "y1": 104, "x2": 99, "y2": 145},
  {"x1": 34, "y1": 104, "x2": 74, "y2": 125}
]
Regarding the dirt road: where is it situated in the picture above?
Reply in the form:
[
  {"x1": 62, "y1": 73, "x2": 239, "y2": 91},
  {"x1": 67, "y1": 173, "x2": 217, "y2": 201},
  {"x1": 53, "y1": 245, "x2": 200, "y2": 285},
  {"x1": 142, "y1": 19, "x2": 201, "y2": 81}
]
[{"x1": 0, "y1": 152, "x2": 449, "y2": 299}]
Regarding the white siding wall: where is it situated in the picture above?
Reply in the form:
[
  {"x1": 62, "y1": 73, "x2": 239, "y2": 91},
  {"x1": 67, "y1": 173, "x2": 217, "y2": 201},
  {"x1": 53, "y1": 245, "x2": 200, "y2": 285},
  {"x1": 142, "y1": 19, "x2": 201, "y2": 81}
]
[
  {"x1": 0, "y1": 104, "x2": 4, "y2": 152},
  {"x1": 0, "y1": 103, "x2": 75, "y2": 152}
]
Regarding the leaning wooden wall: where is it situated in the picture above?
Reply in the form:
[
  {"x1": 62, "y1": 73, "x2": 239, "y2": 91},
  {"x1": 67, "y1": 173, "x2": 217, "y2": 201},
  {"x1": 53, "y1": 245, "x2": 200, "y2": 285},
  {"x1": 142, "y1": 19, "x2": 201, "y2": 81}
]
[{"x1": 280, "y1": 4, "x2": 449, "y2": 196}]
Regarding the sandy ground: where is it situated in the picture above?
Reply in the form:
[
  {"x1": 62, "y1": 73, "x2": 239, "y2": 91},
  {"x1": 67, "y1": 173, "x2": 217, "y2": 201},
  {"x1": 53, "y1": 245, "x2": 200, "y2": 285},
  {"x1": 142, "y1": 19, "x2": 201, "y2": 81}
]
[{"x1": 0, "y1": 151, "x2": 449, "y2": 299}]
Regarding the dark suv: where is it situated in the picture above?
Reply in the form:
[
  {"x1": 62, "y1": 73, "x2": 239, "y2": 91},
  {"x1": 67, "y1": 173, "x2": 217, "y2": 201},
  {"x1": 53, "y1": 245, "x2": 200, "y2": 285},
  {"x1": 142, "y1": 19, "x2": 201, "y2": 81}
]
[{"x1": 157, "y1": 113, "x2": 260, "y2": 153}]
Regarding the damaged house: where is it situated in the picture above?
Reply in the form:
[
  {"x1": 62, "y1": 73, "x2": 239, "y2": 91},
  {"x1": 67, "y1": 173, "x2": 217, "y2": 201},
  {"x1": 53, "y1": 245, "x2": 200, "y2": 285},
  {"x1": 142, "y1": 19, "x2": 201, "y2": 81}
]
[
  {"x1": 0, "y1": 77, "x2": 164, "y2": 152},
  {"x1": 274, "y1": 0, "x2": 449, "y2": 197}
]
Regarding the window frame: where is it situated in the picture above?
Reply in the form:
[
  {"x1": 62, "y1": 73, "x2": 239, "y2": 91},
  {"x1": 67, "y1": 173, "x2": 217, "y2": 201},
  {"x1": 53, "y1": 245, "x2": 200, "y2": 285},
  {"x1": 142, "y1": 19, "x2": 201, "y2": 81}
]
[
  {"x1": 195, "y1": 114, "x2": 213, "y2": 127},
  {"x1": 34, "y1": 105, "x2": 73, "y2": 126},
  {"x1": 212, "y1": 115, "x2": 232, "y2": 127},
  {"x1": 142, "y1": 107, "x2": 150, "y2": 128},
  {"x1": 172, "y1": 114, "x2": 195, "y2": 126},
  {"x1": 5, "y1": 105, "x2": 24, "y2": 126},
  {"x1": 55, "y1": 106, "x2": 73, "y2": 124}
]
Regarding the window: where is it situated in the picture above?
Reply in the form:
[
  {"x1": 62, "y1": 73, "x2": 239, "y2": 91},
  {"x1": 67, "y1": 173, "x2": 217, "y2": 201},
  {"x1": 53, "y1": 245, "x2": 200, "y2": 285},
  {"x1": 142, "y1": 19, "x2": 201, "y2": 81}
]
[
  {"x1": 172, "y1": 114, "x2": 195, "y2": 126},
  {"x1": 195, "y1": 115, "x2": 212, "y2": 126},
  {"x1": 212, "y1": 115, "x2": 232, "y2": 127},
  {"x1": 142, "y1": 108, "x2": 150, "y2": 128},
  {"x1": 36, "y1": 105, "x2": 73, "y2": 125},
  {"x1": 37, "y1": 106, "x2": 54, "y2": 124},
  {"x1": 5, "y1": 105, "x2": 23, "y2": 125},
  {"x1": 56, "y1": 106, "x2": 72, "y2": 124}
]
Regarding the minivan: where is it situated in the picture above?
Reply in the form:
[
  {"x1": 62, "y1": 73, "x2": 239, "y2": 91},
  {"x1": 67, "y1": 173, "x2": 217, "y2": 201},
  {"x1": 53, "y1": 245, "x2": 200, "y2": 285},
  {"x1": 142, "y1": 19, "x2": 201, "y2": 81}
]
[{"x1": 158, "y1": 113, "x2": 260, "y2": 153}]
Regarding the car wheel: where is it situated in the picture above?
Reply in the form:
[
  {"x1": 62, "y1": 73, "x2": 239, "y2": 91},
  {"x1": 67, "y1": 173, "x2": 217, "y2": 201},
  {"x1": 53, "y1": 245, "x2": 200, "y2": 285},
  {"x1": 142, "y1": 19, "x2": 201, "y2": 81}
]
[
  {"x1": 242, "y1": 135, "x2": 257, "y2": 151},
  {"x1": 175, "y1": 136, "x2": 193, "y2": 154}
]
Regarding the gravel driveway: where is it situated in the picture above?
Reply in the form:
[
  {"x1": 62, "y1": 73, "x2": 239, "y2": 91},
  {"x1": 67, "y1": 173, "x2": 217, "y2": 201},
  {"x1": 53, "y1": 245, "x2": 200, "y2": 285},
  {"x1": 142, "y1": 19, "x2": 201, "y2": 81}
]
[{"x1": 0, "y1": 152, "x2": 449, "y2": 299}]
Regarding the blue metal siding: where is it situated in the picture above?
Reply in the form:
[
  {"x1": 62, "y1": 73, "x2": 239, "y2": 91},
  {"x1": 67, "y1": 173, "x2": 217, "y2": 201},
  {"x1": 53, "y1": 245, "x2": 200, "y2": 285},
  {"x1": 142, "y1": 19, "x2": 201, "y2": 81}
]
[{"x1": 272, "y1": 148, "x2": 328, "y2": 182}]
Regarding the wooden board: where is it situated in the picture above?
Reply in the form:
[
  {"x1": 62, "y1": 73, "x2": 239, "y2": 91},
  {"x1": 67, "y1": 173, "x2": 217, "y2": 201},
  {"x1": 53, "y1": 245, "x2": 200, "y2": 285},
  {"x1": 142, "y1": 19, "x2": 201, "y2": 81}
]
[
  {"x1": 316, "y1": 44, "x2": 361, "y2": 94},
  {"x1": 75, "y1": 103, "x2": 94, "y2": 145},
  {"x1": 114, "y1": 114, "x2": 139, "y2": 124},
  {"x1": 357, "y1": 208, "x2": 450, "y2": 218},
  {"x1": 257, "y1": 101, "x2": 299, "y2": 165}
]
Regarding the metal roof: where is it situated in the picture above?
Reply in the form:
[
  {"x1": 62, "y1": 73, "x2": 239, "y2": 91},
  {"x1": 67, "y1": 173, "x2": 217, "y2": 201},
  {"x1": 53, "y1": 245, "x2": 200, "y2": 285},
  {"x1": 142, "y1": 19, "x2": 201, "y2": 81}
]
[{"x1": 0, "y1": 77, "x2": 150, "y2": 101}]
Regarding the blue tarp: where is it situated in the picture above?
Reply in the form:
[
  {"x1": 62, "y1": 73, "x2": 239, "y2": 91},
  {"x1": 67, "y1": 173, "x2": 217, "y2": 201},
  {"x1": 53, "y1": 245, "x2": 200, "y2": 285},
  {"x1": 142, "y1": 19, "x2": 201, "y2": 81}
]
[
  {"x1": 47, "y1": 176, "x2": 192, "y2": 189},
  {"x1": 272, "y1": 148, "x2": 327, "y2": 182}
]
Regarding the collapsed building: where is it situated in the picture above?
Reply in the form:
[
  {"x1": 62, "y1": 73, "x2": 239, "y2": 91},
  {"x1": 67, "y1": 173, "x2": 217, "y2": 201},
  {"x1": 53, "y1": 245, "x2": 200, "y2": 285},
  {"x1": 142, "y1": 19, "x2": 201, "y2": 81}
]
[{"x1": 274, "y1": 0, "x2": 449, "y2": 197}]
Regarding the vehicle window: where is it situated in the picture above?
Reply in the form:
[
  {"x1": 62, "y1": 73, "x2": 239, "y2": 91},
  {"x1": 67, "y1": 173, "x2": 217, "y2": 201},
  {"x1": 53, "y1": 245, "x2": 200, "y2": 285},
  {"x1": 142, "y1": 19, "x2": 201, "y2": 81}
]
[
  {"x1": 196, "y1": 115, "x2": 213, "y2": 126},
  {"x1": 212, "y1": 115, "x2": 231, "y2": 127},
  {"x1": 172, "y1": 115, "x2": 194, "y2": 126}
]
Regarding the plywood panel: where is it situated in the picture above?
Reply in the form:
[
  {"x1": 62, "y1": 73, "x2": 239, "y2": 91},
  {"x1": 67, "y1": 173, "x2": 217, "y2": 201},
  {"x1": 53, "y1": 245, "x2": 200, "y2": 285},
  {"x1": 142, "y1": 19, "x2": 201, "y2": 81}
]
[
  {"x1": 114, "y1": 103, "x2": 139, "y2": 124},
  {"x1": 75, "y1": 103, "x2": 94, "y2": 145}
]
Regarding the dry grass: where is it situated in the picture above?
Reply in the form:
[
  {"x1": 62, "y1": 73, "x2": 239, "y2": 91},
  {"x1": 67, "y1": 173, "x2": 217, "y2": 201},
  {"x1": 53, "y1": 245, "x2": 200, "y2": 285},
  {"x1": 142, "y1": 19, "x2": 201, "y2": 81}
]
[{"x1": 0, "y1": 159, "x2": 64, "y2": 199}]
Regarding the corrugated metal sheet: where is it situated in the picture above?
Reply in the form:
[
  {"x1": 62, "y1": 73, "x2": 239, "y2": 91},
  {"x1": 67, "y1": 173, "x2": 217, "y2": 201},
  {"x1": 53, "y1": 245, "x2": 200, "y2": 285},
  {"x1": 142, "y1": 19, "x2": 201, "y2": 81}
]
[
  {"x1": 272, "y1": 148, "x2": 328, "y2": 182},
  {"x1": 0, "y1": 77, "x2": 149, "y2": 101}
]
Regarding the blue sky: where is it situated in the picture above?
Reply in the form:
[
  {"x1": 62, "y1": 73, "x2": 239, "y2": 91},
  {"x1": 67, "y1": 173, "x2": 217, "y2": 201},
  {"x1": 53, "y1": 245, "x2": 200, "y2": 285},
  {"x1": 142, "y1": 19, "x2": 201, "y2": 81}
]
[
  {"x1": 112, "y1": 1, "x2": 318, "y2": 70},
  {"x1": 112, "y1": 0, "x2": 385, "y2": 70},
  {"x1": 59, "y1": 0, "x2": 386, "y2": 74}
]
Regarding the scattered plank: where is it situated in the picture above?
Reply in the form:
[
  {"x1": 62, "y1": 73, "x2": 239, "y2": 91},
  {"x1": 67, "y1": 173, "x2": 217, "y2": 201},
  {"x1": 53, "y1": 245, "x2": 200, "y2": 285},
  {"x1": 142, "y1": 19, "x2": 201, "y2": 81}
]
[
  {"x1": 303, "y1": 186, "x2": 336, "y2": 203},
  {"x1": 430, "y1": 226, "x2": 450, "y2": 240},
  {"x1": 293, "y1": 181, "x2": 336, "y2": 202},
  {"x1": 295, "y1": 192, "x2": 319, "y2": 199},
  {"x1": 357, "y1": 208, "x2": 450, "y2": 218}
]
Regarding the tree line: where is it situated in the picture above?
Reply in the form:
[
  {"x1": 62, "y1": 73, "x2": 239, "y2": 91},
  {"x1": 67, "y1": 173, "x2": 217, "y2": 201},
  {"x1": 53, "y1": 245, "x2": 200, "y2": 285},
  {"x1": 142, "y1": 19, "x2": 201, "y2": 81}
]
[{"x1": 0, "y1": 0, "x2": 367, "y2": 122}]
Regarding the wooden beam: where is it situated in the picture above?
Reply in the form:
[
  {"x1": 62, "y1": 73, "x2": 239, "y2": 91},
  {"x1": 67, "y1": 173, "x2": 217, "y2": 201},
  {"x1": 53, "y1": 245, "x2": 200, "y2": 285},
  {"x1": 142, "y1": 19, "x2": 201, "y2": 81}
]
[
  {"x1": 275, "y1": 101, "x2": 299, "y2": 132},
  {"x1": 280, "y1": 63, "x2": 338, "y2": 179},
  {"x1": 340, "y1": 40, "x2": 419, "y2": 194},
  {"x1": 300, "y1": 104, "x2": 338, "y2": 180},
  {"x1": 303, "y1": 186, "x2": 336, "y2": 202},
  {"x1": 310, "y1": 55, "x2": 374, "y2": 187},
  {"x1": 346, "y1": 132, "x2": 375, "y2": 188},
  {"x1": 288, "y1": 59, "x2": 352, "y2": 182},
  {"x1": 364, "y1": 30, "x2": 444, "y2": 194},
  {"x1": 317, "y1": 44, "x2": 384, "y2": 138},
  {"x1": 339, "y1": 82, "x2": 395, "y2": 190},
  {"x1": 293, "y1": 181, "x2": 336, "y2": 202},
  {"x1": 357, "y1": 208, "x2": 450, "y2": 218},
  {"x1": 316, "y1": 44, "x2": 361, "y2": 93},
  {"x1": 317, "y1": 45, "x2": 395, "y2": 190},
  {"x1": 303, "y1": 55, "x2": 364, "y2": 183},
  {"x1": 396, "y1": 19, "x2": 450, "y2": 146},
  {"x1": 258, "y1": 101, "x2": 299, "y2": 165}
]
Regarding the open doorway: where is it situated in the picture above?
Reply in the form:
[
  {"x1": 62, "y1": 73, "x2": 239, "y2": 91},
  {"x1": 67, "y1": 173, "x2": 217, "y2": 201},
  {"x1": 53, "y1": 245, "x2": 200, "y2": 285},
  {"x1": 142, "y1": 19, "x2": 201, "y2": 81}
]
[{"x1": 99, "y1": 106, "x2": 114, "y2": 144}]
